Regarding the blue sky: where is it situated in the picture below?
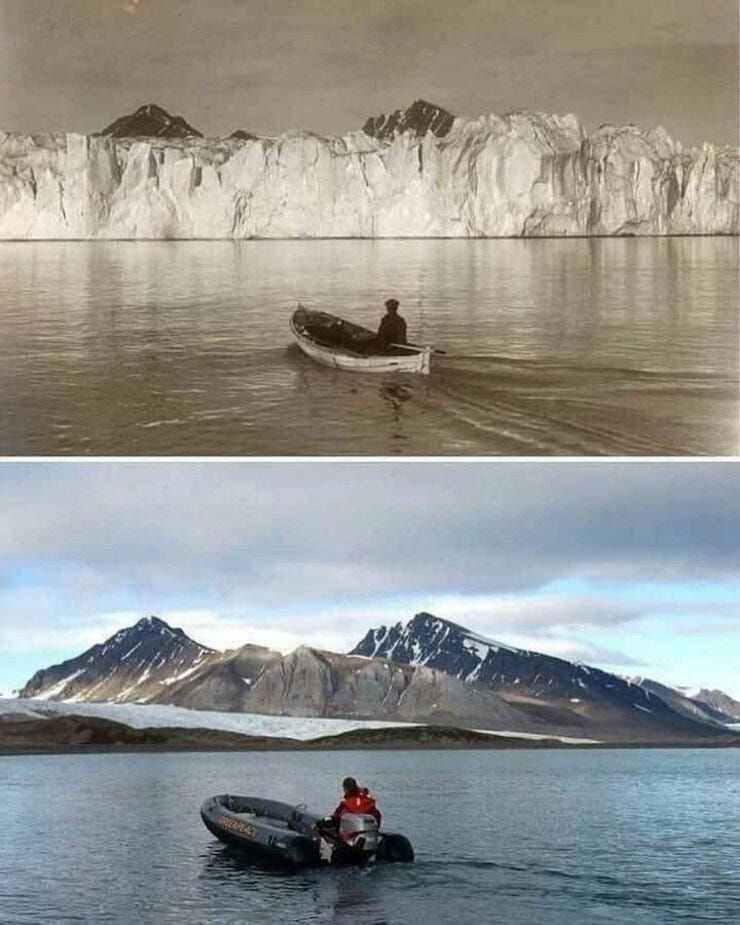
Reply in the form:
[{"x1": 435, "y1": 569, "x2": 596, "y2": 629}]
[{"x1": 1, "y1": 461, "x2": 739, "y2": 699}]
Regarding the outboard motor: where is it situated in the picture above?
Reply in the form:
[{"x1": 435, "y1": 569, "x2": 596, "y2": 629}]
[{"x1": 338, "y1": 813, "x2": 380, "y2": 860}]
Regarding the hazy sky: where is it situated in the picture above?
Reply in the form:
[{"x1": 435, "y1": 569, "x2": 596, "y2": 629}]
[
  {"x1": 0, "y1": 0, "x2": 737, "y2": 145},
  {"x1": 1, "y1": 461, "x2": 739, "y2": 698}
]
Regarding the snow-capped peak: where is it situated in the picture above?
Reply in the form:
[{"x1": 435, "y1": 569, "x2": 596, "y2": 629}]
[
  {"x1": 363, "y1": 100, "x2": 455, "y2": 141},
  {"x1": 100, "y1": 104, "x2": 203, "y2": 139},
  {"x1": 349, "y1": 612, "x2": 673, "y2": 716},
  {"x1": 19, "y1": 615, "x2": 215, "y2": 704}
]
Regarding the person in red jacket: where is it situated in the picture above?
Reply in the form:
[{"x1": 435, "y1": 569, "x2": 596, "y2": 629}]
[{"x1": 331, "y1": 777, "x2": 382, "y2": 828}]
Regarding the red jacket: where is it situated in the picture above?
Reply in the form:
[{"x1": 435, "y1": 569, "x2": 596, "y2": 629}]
[{"x1": 332, "y1": 788, "x2": 382, "y2": 827}]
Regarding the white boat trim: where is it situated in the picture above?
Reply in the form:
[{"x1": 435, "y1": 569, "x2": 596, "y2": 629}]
[{"x1": 290, "y1": 315, "x2": 432, "y2": 375}]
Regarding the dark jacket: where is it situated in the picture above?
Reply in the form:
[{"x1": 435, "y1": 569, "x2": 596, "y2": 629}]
[{"x1": 377, "y1": 313, "x2": 407, "y2": 346}]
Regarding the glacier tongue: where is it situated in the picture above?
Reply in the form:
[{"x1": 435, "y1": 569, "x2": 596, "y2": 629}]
[{"x1": 0, "y1": 110, "x2": 737, "y2": 239}]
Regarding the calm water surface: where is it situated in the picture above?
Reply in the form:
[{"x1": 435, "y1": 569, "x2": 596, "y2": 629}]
[
  {"x1": 0, "y1": 238, "x2": 737, "y2": 455},
  {"x1": 1, "y1": 749, "x2": 739, "y2": 924}
]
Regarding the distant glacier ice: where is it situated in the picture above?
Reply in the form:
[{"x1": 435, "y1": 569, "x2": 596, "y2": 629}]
[
  {"x1": 0, "y1": 110, "x2": 737, "y2": 238},
  {"x1": 0, "y1": 698, "x2": 598, "y2": 744},
  {"x1": 1, "y1": 697, "x2": 415, "y2": 740}
]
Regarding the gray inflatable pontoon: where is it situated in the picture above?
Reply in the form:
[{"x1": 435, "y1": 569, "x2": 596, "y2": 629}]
[{"x1": 200, "y1": 794, "x2": 414, "y2": 868}]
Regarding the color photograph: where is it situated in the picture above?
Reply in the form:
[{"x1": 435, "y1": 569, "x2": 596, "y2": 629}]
[{"x1": 1, "y1": 461, "x2": 739, "y2": 923}]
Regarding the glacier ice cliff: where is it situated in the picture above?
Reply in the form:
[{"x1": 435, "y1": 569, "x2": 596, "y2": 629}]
[{"x1": 0, "y1": 108, "x2": 737, "y2": 238}]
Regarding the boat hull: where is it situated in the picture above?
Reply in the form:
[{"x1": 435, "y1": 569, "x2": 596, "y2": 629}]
[
  {"x1": 200, "y1": 794, "x2": 414, "y2": 868},
  {"x1": 290, "y1": 308, "x2": 431, "y2": 375}
]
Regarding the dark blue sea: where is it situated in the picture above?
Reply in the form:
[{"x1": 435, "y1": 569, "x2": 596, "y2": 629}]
[{"x1": 1, "y1": 748, "x2": 738, "y2": 924}]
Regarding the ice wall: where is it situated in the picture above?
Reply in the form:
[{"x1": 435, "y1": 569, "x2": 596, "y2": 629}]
[{"x1": 0, "y1": 111, "x2": 737, "y2": 238}]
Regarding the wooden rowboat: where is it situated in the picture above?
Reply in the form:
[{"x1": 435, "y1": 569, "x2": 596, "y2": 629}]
[{"x1": 290, "y1": 307, "x2": 432, "y2": 375}]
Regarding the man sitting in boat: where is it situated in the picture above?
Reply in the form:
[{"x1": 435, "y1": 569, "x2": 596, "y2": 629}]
[
  {"x1": 331, "y1": 777, "x2": 382, "y2": 828},
  {"x1": 377, "y1": 298, "x2": 407, "y2": 349}
]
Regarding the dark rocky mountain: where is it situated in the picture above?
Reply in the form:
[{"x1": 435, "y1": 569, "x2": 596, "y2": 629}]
[
  {"x1": 352, "y1": 612, "x2": 640, "y2": 705},
  {"x1": 20, "y1": 616, "x2": 215, "y2": 704},
  {"x1": 229, "y1": 129, "x2": 259, "y2": 142},
  {"x1": 350, "y1": 613, "x2": 727, "y2": 740},
  {"x1": 362, "y1": 99, "x2": 455, "y2": 141},
  {"x1": 17, "y1": 617, "x2": 526, "y2": 730},
  {"x1": 100, "y1": 104, "x2": 203, "y2": 139},
  {"x1": 629, "y1": 678, "x2": 736, "y2": 726},
  {"x1": 690, "y1": 688, "x2": 740, "y2": 722},
  {"x1": 18, "y1": 614, "x2": 733, "y2": 743}
]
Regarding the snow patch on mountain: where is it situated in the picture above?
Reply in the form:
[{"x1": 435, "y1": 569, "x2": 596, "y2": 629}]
[
  {"x1": 19, "y1": 615, "x2": 217, "y2": 703},
  {"x1": 160, "y1": 663, "x2": 205, "y2": 686},
  {"x1": 31, "y1": 670, "x2": 85, "y2": 700},
  {"x1": 349, "y1": 613, "x2": 731, "y2": 744}
]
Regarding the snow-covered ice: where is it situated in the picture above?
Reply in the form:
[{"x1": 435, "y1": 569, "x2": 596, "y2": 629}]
[
  {"x1": 0, "y1": 698, "x2": 599, "y2": 744},
  {"x1": 0, "y1": 112, "x2": 736, "y2": 239},
  {"x1": 1, "y1": 698, "x2": 411, "y2": 740}
]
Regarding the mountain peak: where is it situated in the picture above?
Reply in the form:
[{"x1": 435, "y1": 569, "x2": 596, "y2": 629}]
[
  {"x1": 409, "y1": 611, "x2": 460, "y2": 629},
  {"x1": 133, "y1": 614, "x2": 176, "y2": 633},
  {"x1": 138, "y1": 103, "x2": 169, "y2": 118},
  {"x1": 136, "y1": 614, "x2": 160, "y2": 626},
  {"x1": 15, "y1": 610, "x2": 732, "y2": 743},
  {"x1": 362, "y1": 100, "x2": 455, "y2": 141},
  {"x1": 349, "y1": 613, "x2": 732, "y2": 739},
  {"x1": 100, "y1": 104, "x2": 203, "y2": 139},
  {"x1": 19, "y1": 614, "x2": 214, "y2": 703},
  {"x1": 229, "y1": 129, "x2": 258, "y2": 142},
  {"x1": 350, "y1": 611, "x2": 515, "y2": 668},
  {"x1": 690, "y1": 688, "x2": 740, "y2": 722}
]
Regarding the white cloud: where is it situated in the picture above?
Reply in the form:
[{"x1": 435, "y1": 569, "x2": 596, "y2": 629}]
[
  {"x1": 420, "y1": 591, "x2": 641, "y2": 632},
  {"x1": 1, "y1": 462, "x2": 739, "y2": 689},
  {"x1": 0, "y1": 611, "x2": 139, "y2": 655},
  {"x1": 495, "y1": 634, "x2": 644, "y2": 667}
]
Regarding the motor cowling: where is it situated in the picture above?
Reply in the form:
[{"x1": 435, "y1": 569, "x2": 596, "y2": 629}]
[{"x1": 338, "y1": 813, "x2": 380, "y2": 855}]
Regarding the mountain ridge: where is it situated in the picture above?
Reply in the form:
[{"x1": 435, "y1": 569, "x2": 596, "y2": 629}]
[
  {"x1": 20, "y1": 615, "x2": 215, "y2": 704},
  {"x1": 17, "y1": 613, "x2": 735, "y2": 743},
  {"x1": 350, "y1": 612, "x2": 734, "y2": 739},
  {"x1": 100, "y1": 103, "x2": 203, "y2": 139},
  {"x1": 685, "y1": 687, "x2": 740, "y2": 722},
  {"x1": 363, "y1": 99, "x2": 455, "y2": 141}
]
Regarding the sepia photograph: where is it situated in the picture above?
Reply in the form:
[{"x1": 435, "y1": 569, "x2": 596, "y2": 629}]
[{"x1": 0, "y1": 0, "x2": 737, "y2": 455}]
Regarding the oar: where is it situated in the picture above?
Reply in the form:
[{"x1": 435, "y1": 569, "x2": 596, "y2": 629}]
[
  {"x1": 391, "y1": 342, "x2": 447, "y2": 356},
  {"x1": 391, "y1": 340, "x2": 515, "y2": 362}
]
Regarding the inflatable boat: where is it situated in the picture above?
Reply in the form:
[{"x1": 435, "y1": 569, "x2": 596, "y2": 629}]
[
  {"x1": 200, "y1": 794, "x2": 414, "y2": 868},
  {"x1": 290, "y1": 307, "x2": 432, "y2": 375}
]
